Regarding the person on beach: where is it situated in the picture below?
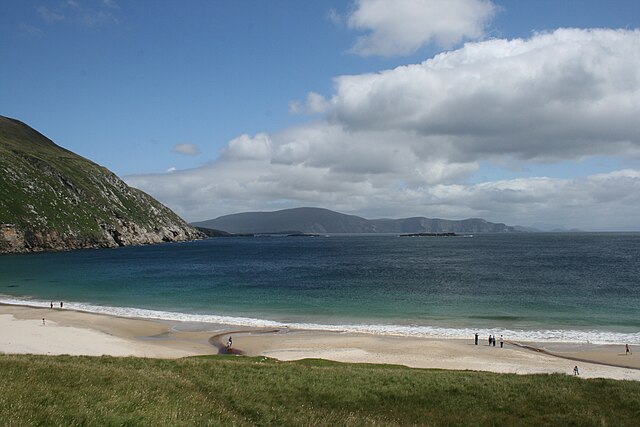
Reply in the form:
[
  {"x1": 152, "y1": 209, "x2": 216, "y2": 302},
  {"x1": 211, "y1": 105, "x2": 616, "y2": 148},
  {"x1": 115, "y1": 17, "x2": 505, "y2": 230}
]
[
  {"x1": 50, "y1": 302, "x2": 53, "y2": 309},
  {"x1": 626, "y1": 344, "x2": 632, "y2": 355},
  {"x1": 42, "y1": 318, "x2": 45, "y2": 326},
  {"x1": 226, "y1": 336, "x2": 232, "y2": 353},
  {"x1": 474, "y1": 333, "x2": 479, "y2": 345},
  {"x1": 500, "y1": 335, "x2": 504, "y2": 348},
  {"x1": 492, "y1": 335, "x2": 496, "y2": 347},
  {"x1": 573, "y1": 365, "x2": 579, "y2": 375},
  {"x1": 488, "y1": 335, "x2": 492, "y2": 346},
  {"x1": 60, "y1": 301, "x2": 63, "y2": 309}
]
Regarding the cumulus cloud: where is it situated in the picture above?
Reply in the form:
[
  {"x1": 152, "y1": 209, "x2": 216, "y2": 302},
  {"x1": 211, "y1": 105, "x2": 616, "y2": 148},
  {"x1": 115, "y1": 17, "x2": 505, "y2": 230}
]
[
  {"x1": 222, "y1": 133, "x2": 272, "y2": 160},
  {"x1": 127, "y1": 28, "x2": 640, "y2": 230},
  {"x1": 331, "y1": 28, "x2": 640, "y2": 161},
  {"x1": 173, "y1": 143, "x2": 200, "y2": 156},
  {"x1": 347, "y1": 0, "x2": 497, "y2": 56}
]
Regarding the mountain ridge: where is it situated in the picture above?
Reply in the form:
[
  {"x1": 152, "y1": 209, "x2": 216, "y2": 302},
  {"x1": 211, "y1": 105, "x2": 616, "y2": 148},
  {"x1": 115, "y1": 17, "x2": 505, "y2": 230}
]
[
  {"x1": 0, "y1": 116, "x2": 203, "y2": 254},
  {"x1": 193, "y1": 207, "x2": 518, "y2": 234}
]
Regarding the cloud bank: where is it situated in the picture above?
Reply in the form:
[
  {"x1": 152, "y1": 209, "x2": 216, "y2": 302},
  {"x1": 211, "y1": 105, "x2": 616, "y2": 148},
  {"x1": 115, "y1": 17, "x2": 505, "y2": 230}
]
[{"x1": 127, "y1": 29, "x2": 640, "y2": 230}]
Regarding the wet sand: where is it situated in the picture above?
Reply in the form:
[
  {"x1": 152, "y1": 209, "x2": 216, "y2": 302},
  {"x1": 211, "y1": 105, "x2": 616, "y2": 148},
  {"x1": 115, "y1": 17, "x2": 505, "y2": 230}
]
[{"x1": 1, "y1": 304, "x2": 638, "y2": 380}]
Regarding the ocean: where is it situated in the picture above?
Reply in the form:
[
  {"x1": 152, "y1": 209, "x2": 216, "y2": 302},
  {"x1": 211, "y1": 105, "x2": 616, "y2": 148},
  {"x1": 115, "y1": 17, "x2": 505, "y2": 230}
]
[{"x1": 1, "y1": 233, "x2": 639, "y2": 344}]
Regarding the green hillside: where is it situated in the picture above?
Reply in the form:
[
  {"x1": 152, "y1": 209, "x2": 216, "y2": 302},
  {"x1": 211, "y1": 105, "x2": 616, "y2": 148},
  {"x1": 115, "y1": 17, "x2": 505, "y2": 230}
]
[{"x1": 0, "y1": 116, "x2": 201, "y2": 253}]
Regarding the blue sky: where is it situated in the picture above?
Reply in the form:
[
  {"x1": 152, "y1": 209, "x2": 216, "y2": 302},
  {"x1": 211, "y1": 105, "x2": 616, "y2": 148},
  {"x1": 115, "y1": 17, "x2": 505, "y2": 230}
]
[{"x1": 2, "y1": 1, "x2": 640, "y2": 229}]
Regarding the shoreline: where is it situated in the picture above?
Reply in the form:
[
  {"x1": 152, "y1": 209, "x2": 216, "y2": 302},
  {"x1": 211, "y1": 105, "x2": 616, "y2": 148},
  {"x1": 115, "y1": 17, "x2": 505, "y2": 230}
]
[
  {"x1": 1, "y1": 304, "x2": 638, "y2": 381},
  {"x1": 2, "y1": 296, "x2": 638, "y2": 345}
]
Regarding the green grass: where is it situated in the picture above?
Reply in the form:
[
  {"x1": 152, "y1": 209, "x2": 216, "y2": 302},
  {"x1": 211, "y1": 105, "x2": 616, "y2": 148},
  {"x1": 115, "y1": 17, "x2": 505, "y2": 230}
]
[{"x1": 1, "y1": 354, "x2": 639, "y2": 426}]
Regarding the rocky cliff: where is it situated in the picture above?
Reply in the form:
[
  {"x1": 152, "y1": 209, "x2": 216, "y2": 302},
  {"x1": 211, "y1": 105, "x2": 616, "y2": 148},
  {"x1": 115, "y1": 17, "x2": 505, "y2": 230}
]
[{"x1": 0, "y1": 116, "x2": 203, "y2": 254}]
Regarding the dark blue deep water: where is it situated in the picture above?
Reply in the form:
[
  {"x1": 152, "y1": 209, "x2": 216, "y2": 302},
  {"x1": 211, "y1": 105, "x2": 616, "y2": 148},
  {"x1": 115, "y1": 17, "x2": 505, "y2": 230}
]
[{"x1": 1, "y1": 233, "x2": 639, "y2": 343}]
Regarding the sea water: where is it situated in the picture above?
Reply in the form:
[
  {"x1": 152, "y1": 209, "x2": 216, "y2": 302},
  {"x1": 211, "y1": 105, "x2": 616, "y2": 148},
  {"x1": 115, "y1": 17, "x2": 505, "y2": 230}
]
[{"x1": 1, "y1": 233, "x2": 639, "y2": 344}]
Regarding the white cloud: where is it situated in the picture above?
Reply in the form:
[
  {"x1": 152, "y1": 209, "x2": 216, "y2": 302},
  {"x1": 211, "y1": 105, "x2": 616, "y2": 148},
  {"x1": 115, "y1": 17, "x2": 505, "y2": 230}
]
[
  {"x1": 347, "y1": 0, "x2": 497, "y2": 56},
  {"x1": 330, "y1": 28, "x2": 640, "y2": 161},
  {"x1": 19, "y1": 23, "x2": 43, "y2": 36},
  {"x1": 328, "y1": 8, "x2": 343, "y2": 26},
  {"x1": 35, "y1": 1, "x2": 119, "y2": 28},
  {"x1": 127, "y1": 29, "x2": 640, "y2": 230},
  {"x1": 289, "y1": 92, "x2": 330, "y2": 115},
  {"x1": 37, "y1": 6, "x2": 65, "y2": 23},
  {"x1": 422, "y1": 170, "x2": 640, "y2": 230},
  {"x1": 173, "y1": 143, "x2": 200, "y2": 156},
  {"x1": 128, "y1": 162, "x2": 640, "y2": 230},
  {"x1": 77, "y1": 9, "x2": 119, "y2": 27},
  {"x1": 222, "y1": 133, "x2": 272, "y2": 160}
]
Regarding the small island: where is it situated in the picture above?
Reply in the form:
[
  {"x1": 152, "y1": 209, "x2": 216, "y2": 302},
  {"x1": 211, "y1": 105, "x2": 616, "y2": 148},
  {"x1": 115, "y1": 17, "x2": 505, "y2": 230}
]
[{"x1": 399, "y1": 232, "x2": 458, "y2": 237}]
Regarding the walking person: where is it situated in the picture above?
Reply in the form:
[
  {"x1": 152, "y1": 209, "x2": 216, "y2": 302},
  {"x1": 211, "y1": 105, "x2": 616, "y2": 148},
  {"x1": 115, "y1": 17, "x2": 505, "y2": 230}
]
[
  {"x1": 573, "y1": 365, "x2": 579, "y2": 375},
  {"x1": 500, "y1": 335, "x2": 504, "y2": 348},
  {"x1": 492, "y1": 335, "x2": 496, "y2": 347},
  {"x1": 488, "y1": 335, "x2": 492, "y2": 346},
  {"x1": 226, "y1": 336, "x2": 233, "y2": 353},
  {"x1": 626, "y1": 344, "x2": 632, "y2": 355},
  {"x1": 474, "y1": 333, "x2": 478, "y2": 345},
  {"x1": 42, "y1": 318, "x2": 45, "y2": 326}
]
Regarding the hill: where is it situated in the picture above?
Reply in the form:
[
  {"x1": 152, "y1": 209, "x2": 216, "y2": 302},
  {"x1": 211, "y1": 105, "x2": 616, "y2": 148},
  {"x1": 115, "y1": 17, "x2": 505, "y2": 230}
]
[
  {"x1": 0, "y1": 116, "x2": 202, "y2": 254},
  {"x1": 193, "y1": 207, "x2": 517, "y2": 234}
]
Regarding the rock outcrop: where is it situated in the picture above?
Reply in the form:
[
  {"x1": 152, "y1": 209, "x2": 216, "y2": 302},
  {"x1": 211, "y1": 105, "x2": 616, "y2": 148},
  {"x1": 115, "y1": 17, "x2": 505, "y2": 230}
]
[{"x1": 0, "y1": 116, "x2": 203, "y2": 254}]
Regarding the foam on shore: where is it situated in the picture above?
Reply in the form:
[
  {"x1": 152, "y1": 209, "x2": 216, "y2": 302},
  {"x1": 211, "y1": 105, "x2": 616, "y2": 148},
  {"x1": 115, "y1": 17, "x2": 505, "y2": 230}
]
[{"x1": 2, "y1": 295, "x2": 639, "y2": 345}]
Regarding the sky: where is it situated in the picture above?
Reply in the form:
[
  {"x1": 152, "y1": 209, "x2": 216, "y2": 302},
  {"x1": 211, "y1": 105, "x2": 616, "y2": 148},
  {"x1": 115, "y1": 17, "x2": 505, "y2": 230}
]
[{"x1": 1, "y1": 0, "x2": 640, "y2": 230}]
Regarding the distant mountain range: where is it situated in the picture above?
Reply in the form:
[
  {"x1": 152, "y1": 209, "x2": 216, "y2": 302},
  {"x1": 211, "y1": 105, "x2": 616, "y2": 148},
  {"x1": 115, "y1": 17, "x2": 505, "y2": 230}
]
[
  {"x1": 0, "y1": 116, "x2": 202, "y2": 254},
  {"x1": 192, "y1": 207, "x2": 518, "y2": 234}
]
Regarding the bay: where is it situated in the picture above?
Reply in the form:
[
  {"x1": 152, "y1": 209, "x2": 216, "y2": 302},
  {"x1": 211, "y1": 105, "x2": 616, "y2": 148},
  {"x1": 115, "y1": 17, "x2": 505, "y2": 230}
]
[{"x1": 1, "y1": 233, "x2": 639, "y2": 343}]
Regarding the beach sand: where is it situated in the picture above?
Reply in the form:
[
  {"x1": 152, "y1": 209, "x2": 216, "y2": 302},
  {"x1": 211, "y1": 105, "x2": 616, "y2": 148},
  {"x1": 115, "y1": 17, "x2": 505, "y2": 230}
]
[{"x1": 1, "y1": 304, "x2": 638, "y2": 381}]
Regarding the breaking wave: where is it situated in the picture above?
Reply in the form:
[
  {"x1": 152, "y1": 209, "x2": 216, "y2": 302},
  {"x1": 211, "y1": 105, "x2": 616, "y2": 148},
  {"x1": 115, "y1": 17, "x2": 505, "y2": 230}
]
[{"x1": 2, "y1": 295, "x2": 639, "y2": 345}]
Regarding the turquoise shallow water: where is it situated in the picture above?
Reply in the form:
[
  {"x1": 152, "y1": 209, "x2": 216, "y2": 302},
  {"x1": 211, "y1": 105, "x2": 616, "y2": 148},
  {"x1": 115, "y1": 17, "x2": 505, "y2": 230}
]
[{"x1": 1, "y1": 233, "x2": 639, "y2": 343}]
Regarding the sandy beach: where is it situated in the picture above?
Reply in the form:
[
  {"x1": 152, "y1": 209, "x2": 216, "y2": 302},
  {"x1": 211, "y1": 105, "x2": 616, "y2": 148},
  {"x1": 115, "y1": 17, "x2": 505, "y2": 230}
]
[{"x1": 1, "y1": 304, "x2": 638, "y2": 381}]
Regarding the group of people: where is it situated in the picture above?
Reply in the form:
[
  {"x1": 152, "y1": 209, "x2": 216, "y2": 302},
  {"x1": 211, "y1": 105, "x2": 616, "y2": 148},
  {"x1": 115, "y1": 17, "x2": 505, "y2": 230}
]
[
  {"x1": 474, "y1": 333, "x2": 504, "y2": 348},
  {"x1": 43, "y1": 301, "x2": 64, "y2": 325}
]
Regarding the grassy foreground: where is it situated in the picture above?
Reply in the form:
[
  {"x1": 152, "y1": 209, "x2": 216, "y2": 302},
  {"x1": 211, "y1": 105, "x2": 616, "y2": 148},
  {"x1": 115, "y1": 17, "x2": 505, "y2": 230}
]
[{"x1": 1, "y1": 354, "x2": 639, "y2": 426}]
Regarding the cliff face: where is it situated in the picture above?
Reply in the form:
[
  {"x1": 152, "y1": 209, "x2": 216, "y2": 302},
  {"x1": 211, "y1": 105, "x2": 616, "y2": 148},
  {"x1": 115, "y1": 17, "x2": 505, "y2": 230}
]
[{"x1": 0, "y1": 116, "x2": 203, "y2": 254}]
